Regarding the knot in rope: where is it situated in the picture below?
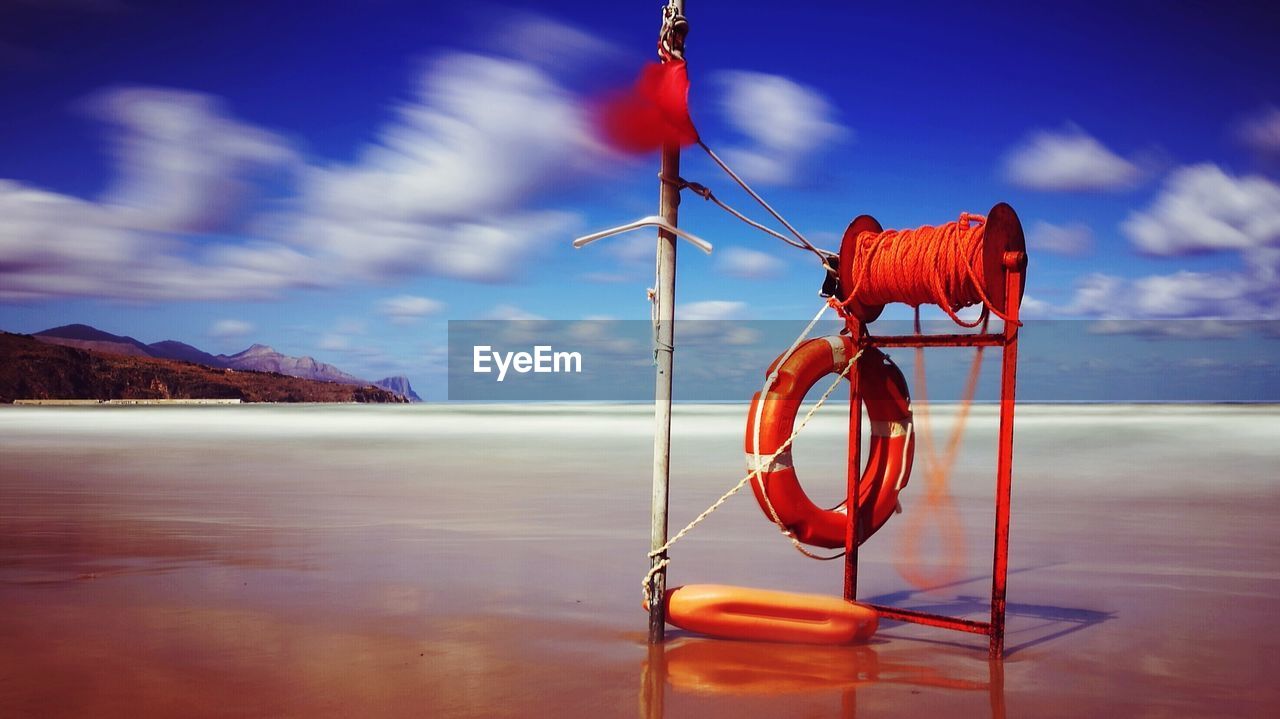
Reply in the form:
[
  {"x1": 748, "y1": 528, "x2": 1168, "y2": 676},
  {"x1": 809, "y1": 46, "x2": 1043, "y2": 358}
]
[{"x1": 657, "y1": 2, "x2": 688, "y2": 61}]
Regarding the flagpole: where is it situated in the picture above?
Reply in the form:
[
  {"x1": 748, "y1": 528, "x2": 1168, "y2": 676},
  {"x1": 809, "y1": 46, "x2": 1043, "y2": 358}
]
[{"x1": 648, "y1": 0, "x2": 686, "y2": 645}]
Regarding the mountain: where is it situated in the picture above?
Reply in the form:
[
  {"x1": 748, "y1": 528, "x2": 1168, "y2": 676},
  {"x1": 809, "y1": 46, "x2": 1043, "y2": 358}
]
[
  {"x1": 34, "y1": 324, "x2": 156, "y2": 359},
  {"x1": 0, "y1": 332, "x2": 406, "y2": 404},
  {"x1": 374, "y1": 376, "x2": 423, "y2": 402},
  {"x1": 147, "y1": 340, "x2": 229, "y2": 368},
  {"x1": 30, "y1": 324, "x2": 421, "y2": 398},
  {"x1": 218, "y1": 344, "x2": 366, "y2": 385}
]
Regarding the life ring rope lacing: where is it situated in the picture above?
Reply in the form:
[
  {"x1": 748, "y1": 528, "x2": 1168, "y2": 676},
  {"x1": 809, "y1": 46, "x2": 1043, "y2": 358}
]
[{"x1": 643, "y1": 300, "x2": 859, "y2": 604}]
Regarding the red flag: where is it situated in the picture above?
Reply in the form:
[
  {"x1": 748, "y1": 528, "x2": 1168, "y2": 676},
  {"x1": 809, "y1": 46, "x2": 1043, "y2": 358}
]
[{"x1": 598, "y1": 60, "x2": 698, "y2": 153}]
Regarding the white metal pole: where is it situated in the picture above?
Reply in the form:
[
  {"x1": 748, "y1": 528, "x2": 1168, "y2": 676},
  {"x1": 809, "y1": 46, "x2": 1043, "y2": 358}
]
[{"x1": 648, "y1": 0, "x2": 686, "y2": 646}]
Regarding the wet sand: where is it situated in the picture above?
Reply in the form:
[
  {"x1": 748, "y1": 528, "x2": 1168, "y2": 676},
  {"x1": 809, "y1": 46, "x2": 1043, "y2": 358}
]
[{"x1": 1, "y1": 404, "x2": 1278, "y2": 717}]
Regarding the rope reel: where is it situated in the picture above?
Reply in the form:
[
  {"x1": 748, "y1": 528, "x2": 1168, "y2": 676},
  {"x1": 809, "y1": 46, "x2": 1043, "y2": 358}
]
[{"x1": 833, "y1": 203, "x2": 1027, "y2": 327}]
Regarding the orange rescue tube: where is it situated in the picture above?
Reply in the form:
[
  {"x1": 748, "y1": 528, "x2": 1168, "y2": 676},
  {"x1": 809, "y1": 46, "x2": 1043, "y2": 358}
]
[
  {"x1": 653, "y1": 584, "x2": 878, "y2": 645},
  {"x1": 746, "y1": 338, "x2": 914, "y2": 548}
]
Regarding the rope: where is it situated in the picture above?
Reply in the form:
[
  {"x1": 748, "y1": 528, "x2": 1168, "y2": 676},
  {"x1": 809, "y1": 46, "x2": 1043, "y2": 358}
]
[
  {"x1": 835, "y1": 212, "x2": 1019, "y2": 328},
  {"x1": 647, "y1": 260, "x2": 673, "y2": 365},
  {"x1": 645, "y1": 182, "x2": 676, "y2": 364},
  {"x1": 696, "y1": 141, "x2": 837, "y2": 273},
  {"x1": 895, "y1": 308, "x2": 983, "y2": 589},
  {"x1": 659, "y1": 171, "x2": 838, "y2": 275},
  {"x1": 643, "y1": 301, "x2": 859, "y2": 603},
  {"x1": 676, "y1": 178, "x2": 805, "y2": 250},
  {"x1": 750, "y1": 303, "x2": 848, "y2": 560},
  {"x1": 657, "y1": 1, "x2": 688, "y2": 61}
]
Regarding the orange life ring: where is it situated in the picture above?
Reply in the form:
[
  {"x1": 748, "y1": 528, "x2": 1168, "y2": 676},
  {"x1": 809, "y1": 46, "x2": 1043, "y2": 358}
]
[{"x1": 745, "y1": 338, "x2": 914, "y2": 549}]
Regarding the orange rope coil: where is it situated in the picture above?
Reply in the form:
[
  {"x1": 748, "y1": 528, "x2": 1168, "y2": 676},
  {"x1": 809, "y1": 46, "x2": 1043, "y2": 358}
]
[{"x1": 838, "y1": 212, "x2": 1017, "y2": 327}]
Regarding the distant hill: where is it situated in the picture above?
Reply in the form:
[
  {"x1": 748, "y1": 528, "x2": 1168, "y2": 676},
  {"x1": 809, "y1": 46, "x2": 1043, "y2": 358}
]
[
  {"x1": 28, "y1": 323, "x2": 422, "y2": 401},
  {"x1": 35, "y1": 324, "x2": 156, "y2": 359},
  {"x1": 0, "y1": 332, "x2": 406, "y2": 404},
  {"x1": 148, "y1": 340, "x2": 229, "y2": 368},
  {"x1": 374, "y1": 376, "x2": 423, "y2": 402},
  {"x1": 218, "y1": 344, "x2": 366, "y2": 385}
]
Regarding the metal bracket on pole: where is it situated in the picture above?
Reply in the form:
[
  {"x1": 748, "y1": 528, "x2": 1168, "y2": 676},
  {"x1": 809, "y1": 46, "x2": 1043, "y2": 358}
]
[{"x1": 572, "y1": 215, "x2": 713, "y2": 255}]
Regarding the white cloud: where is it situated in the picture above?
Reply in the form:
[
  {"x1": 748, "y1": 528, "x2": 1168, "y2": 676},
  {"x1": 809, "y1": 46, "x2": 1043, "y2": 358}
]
[
  {"x1": 288, "y1": 52, "x2": 600, "y2": 282},
  {"x1": 1235, "y1": 106, "x2": 1280, "y2": 159},
  {"x1": 1044, "y1": 162, "x2": 1280, "y2": 318},
  {"x1": 0, "y1": 87, "x2": 320, "y2": 299},
  {"x1": 678, "y1": 300, "x2": 747, "y2": 321},
  {"x1": 313, "y1": 317, "x2": 370, "y2": 356},
  {"x1": 89, "y1": 87, "x2": 299, "y2": 232},
  {"x1": 0, "y1": 88, "x2": 314, "y2": 301},
  {"x1": 1131, "y1": 271, "x2": 1253, "y2": 316},
  {"x1": 1003, "y1": 126, "x2": 1140, "y2": 191},
  {"x1": 1121, "y1": 164, "x2": 1280, "y2": 255},
  {"x1": 1054, "y1": 164, "x2": 1280, "y2": 320},
  {"x1": 209, "y1": 319, "x2": 254, "y2": 339},
  {"x1": 716, "y1": 247, "x2": 785, "y2": 278},
  {"x1": 1044, "y1": 163, "x2": 1280, "y2": 321},
  {"x1": 484, "y1": 303, "x2": 546, "y2": 321},
  {"x1": 1062, "y1": 273, "x2": 1126, "y2": 316},
  {"x1": 715, "y1": 71, "x2": 847, "y2": 185},
  {"x1": 1062, "y1": 265, "x2": 1277, "y2": 320},
  {"x1": 378, "y1": 294, "x2": 444, "y2": 324},
  {"x1": 317, "y1": 333, "x2": 351, "y2": 351},
  {"x1": 304, "y1": 55, "x2": 593, "y2": 217},
  {"x1": 1028, "y1": 220, "x2": 1093, "y2": 256},
  {"x1": 493, "y1": 12, "x2": 620, "y2": 69},
  {"x1": 0, "y1": 17, "x2": 609, "y2": 301},
  {"x1": 1089, "y1": 319, "x2": 1249, "y2": 340},
  {"x1": 0, "y1": 180, "x2": 325, "y2": 302}
]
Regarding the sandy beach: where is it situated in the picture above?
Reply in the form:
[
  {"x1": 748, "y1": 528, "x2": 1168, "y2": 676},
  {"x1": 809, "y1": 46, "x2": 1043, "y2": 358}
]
[{"x1": 2, "y1": 403, "x2": 1278, "y2": 717}]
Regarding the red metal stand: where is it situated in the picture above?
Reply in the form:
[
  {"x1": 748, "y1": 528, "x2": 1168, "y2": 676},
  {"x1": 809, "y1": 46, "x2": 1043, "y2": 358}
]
[{"x1": 841, "y1": 203, "x2": 1027, "y2": 660}]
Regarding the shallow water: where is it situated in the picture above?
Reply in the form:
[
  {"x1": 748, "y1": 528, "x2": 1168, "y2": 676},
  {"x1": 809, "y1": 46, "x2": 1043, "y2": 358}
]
[{"x1": 1, "y1": 404, "x2": 1278, "y2": 717}]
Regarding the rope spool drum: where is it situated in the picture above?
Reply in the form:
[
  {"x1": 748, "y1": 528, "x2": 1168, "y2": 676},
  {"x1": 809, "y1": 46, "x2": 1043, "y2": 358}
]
[{"x1": 837, "y1": 203, "x2": 1027, "y2": 324}]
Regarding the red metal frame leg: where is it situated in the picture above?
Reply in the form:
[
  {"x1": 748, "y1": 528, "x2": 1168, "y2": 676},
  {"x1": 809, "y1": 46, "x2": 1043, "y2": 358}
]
[
  {"x1": 989, "y1": 262, "x2": 1024, "y2": 659},
  {"x1": 989, "y1": 338, "x2": 1017, "y2": 658},
  {"x1": 844, "y1": 334, "x2": 864, "y2": 602}
]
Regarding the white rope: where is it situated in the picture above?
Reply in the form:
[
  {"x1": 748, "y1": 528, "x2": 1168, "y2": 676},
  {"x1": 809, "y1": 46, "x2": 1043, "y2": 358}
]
[
  {"x1": 643, "y1": 302, "x2": 859, "y2": 603},
  {"x1": 697, "y1": 140, "x2": 832, "y2": 267},
  {"x1": 751, "y1": 302, "x2": 850, "y2": 561},
  {"x1": 647, "y1": 235, "x2": 673, "y2": 364}
]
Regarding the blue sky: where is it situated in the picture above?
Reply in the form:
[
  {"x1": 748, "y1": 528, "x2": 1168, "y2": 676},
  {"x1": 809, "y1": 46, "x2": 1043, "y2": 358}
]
[{"x1": 2, "y1": 1, "x2": 1279, "y2": 398}]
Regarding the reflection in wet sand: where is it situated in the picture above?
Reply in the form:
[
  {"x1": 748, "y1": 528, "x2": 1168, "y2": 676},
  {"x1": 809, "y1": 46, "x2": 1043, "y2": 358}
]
[
  {"x1": 0, "y1": 586, "x2": 643, "y2": 718},
  {"x1": 642, "y1": 638, "x2": 1004, "y2": 718},
  {"x1": 657, "y1": 638, "x2": 989, "y2": 693}
]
